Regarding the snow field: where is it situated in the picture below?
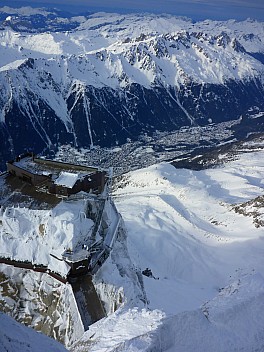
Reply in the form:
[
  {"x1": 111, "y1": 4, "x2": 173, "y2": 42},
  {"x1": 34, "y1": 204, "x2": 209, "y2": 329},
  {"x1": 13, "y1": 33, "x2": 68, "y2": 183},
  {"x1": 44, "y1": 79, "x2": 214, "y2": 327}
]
[{"x1": 96, "y1": 149, "x2": 264, "y2": 350}]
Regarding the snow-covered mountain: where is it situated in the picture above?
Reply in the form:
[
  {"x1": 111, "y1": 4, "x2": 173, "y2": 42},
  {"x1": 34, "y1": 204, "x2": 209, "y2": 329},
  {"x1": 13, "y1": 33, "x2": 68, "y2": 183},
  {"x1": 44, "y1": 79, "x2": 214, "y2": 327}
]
[{"x1": 0, "y1": 7, "x2": 264, "y2": 169}]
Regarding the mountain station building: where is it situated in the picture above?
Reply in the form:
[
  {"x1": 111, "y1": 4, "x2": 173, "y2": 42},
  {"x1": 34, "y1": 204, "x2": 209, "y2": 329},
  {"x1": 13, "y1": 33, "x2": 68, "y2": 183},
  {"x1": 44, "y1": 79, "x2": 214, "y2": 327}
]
[{"x1": 6, "y1": 153, "x2": 106, "y2": 196}]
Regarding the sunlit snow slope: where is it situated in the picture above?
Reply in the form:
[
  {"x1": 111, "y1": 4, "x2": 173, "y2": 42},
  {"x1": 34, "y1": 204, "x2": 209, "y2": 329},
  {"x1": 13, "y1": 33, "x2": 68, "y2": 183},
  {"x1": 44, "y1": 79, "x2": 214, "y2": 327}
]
[
  {"x1": 0, "y1": 311, "x2": 67, "y2": 352},
  {"x1": 82, "y1": 145, "x2": 264, "y2": 351},
  {"x1": 114, "y1": 149, "x2": 264, "y2": 314}
]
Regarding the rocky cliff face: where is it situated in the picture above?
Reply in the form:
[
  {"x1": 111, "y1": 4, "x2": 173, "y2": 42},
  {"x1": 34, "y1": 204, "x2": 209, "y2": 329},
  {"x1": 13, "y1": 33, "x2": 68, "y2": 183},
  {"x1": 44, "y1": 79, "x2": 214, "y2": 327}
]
[{"x1": 0, "y1": 9, "x2": 263, "y2": 169}]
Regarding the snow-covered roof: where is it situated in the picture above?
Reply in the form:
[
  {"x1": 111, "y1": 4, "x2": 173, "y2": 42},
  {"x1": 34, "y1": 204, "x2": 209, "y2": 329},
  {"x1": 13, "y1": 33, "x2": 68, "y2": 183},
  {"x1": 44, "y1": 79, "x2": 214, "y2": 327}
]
[{"x1": 54, "y1": 171, "x2": 79, "y2": 189}]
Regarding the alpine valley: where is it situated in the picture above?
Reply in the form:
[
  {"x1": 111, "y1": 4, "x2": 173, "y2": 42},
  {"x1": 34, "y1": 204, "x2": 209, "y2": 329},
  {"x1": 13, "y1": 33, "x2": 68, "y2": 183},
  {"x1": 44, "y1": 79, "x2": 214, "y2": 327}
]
[{"x1": 0, "y1": 7, "x2": 264, "y2": 169}]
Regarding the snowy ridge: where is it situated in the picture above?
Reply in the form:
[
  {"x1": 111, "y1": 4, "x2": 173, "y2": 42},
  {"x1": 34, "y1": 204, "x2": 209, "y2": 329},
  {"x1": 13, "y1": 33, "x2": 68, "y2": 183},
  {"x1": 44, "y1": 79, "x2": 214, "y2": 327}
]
[
  {"x1": 0, "y1": 14, "x2": 264, "y2": 90},
  {"x1": 0, "y1": 11, "x2": 264, "y2": 165},
  {"x1": 0, "y1": 6, "x2": 55, "y2": 17},
  {"x1": 0, "y1": 17, "x2": 263, "y2": 88}
]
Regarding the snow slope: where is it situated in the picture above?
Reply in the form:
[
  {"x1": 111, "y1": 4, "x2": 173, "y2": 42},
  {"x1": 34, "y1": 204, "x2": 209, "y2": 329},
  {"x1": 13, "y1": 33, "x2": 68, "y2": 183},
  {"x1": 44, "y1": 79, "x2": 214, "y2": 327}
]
[
  {"x1": 71, "y1": 147, "x2": 264, "y2": 351},
  {"x1": 114, "y1": 151, "x2": 264, "y2": 315},
  {"x1": 0, "y1": 311, "x2": 68, "y2": 352}
]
